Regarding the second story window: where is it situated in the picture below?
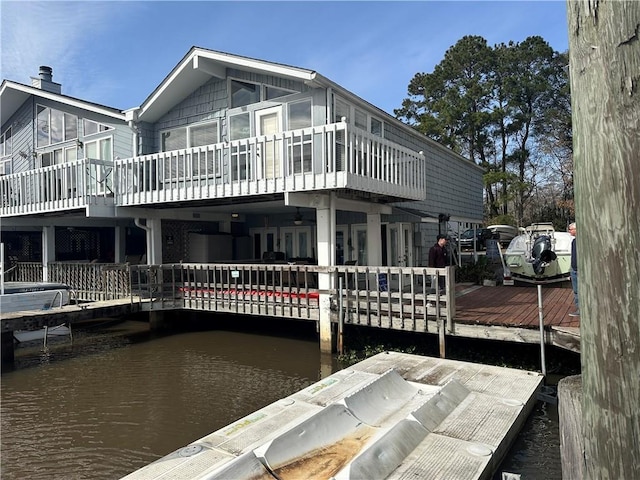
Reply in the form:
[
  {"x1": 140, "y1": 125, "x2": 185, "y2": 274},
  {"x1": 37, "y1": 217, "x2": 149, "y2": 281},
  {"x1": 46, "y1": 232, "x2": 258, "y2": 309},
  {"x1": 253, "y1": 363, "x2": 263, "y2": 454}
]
[
  {"x1": 37, "y1": 105, "x2": 77, "y2": 147},
  {"x1": 161, "y1": 128, "x2": 187, "y2": 151},
  {"x1": 230, "y1": 79, "x2": 299, "y2": 108},
  {"x1": 85, "y1": 137, "x2": 113, "y2": 161},
  {"x1": 370, "y1": 117, "x2": 383, "y2": 136},
  {"x1": 83, "y1": 119, "x2": 113, "y2": 136},
  {"x1": 229, "y1": 113, "x2": 250, "y2": 140},
  {"x1": 160, "y1": 121, "x2": 219, "y2": 152},
  {"x1": 288, "y1": 100, "x2": 312, "y2": 130},
  {"x1": 231, "y1": 80, "x2": 260, "y2": 108},
  {"x1": 41, "y1": 146, "x2": 77, "y2": 167},
  {"x1": 0, "y1": 127, "x2": 12, "y2": 157}
]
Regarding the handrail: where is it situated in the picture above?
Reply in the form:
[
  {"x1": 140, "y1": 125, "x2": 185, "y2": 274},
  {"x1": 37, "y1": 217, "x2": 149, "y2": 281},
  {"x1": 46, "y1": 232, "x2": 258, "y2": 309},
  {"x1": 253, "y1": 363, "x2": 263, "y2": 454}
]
[{"x1": 128, "y1": 262, "x2": 455, "y2": 331}]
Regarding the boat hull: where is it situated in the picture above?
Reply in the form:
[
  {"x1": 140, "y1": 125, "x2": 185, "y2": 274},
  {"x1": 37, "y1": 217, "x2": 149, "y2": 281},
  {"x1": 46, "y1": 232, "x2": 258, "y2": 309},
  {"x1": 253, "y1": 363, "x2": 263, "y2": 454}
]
[{"x1": 0, "y1": 282, "x2": 71, "y2": 314}]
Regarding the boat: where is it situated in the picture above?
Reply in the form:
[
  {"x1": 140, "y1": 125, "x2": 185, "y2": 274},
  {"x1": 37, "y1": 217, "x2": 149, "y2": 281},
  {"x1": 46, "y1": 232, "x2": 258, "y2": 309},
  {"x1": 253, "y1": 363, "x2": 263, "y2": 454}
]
[
  {"x1": 0, "y1": 281, "x2": 72, "y2": 315},
  {"x1": 502, "y1": 223, "x2": 572, "y2": 285}
]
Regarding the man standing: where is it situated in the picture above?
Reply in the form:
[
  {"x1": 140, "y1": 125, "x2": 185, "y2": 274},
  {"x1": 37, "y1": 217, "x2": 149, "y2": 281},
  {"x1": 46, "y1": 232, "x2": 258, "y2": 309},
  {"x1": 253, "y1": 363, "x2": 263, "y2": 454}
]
[
  {"x1": 428, "y1": 234, "x2": 449, "y2": 292},
  {"x1": 568, "y1": 222, "x2": 579, "y2": 316}
]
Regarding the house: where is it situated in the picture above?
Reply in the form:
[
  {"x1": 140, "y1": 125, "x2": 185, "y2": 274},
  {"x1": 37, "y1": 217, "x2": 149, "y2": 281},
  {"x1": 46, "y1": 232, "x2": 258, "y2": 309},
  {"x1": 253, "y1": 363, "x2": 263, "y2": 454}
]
[
  {"x1": 1, "y1": 48, "x2": 483, "y2": 275},
  {"x1": 0, "y1": 66, "x2": 144, "y2": 270}
]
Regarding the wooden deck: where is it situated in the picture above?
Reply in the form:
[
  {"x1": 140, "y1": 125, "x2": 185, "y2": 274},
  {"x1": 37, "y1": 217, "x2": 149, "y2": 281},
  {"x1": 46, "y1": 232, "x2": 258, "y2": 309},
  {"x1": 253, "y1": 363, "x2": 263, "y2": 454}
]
[
  {"x1": 453, "y1": 283, "x2": 581, "y2": 353},
  {"x1": 2, "y1": 279, "x2": 582, "y2": 359}
]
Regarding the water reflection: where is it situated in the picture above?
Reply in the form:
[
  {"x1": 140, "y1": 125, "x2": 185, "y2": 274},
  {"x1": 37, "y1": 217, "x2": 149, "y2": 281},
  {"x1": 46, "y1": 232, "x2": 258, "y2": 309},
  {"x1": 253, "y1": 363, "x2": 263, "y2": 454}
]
[{"x1": 1, "y1": 321, "x2": 326, "y2": 480}]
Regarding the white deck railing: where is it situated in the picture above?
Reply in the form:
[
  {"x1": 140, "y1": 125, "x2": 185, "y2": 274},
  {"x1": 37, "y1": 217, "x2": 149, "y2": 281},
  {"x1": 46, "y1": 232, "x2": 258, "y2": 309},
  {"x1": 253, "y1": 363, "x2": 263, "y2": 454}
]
[
  {"x1": 115, "y1": 121, "x2": 425, "y2": 206},
  {"x1": 0, "y1": 158, "x2": 114, "y2": 217},
  {"x1": 1, "y1": 122, "x2": 425, "y2": 217}
]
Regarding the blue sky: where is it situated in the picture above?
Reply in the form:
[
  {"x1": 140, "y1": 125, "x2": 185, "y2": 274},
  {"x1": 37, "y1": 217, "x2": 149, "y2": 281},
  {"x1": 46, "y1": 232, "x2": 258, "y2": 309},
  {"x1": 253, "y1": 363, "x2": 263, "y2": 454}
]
[{"x1": 1, "y1": 1, "x2": 569, "y2": 115}]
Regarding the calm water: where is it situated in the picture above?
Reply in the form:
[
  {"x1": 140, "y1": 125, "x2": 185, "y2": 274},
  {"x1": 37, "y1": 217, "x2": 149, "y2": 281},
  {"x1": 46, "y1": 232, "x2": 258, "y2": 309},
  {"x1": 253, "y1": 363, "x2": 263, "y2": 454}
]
[{"x1": 1, "y1": 317, "x2": 567, "y2": 479}]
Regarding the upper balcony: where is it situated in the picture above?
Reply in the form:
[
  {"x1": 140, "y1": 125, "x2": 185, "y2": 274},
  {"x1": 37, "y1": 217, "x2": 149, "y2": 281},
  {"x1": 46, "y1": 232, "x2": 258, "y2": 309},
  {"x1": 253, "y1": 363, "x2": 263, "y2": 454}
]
[
  {"x1": 0, "y1": 158, "x2": 115, "y2": 218},
  {"x1": 0, "y1": 121, "x2": 426, "y2": 217}
]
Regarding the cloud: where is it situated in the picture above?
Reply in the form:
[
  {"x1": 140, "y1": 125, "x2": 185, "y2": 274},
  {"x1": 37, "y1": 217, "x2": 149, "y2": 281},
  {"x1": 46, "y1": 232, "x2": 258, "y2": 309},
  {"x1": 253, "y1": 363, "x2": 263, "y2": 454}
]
[{"x1": 1, "y1": 1, "x2": 143, "y2": 106}]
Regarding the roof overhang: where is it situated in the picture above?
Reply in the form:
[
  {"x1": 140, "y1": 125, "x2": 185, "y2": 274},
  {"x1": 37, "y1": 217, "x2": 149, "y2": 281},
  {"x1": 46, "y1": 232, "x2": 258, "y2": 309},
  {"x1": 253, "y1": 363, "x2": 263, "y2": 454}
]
[
  {"x1": 392, "y1": 207, "x2": 483, "y2": 225},
  {"x1": 133, "y1": 47, "x2": 321, "y2": 124},
  {"x1": 0, "y1": 80, "x2": 125, "y2": 126}
]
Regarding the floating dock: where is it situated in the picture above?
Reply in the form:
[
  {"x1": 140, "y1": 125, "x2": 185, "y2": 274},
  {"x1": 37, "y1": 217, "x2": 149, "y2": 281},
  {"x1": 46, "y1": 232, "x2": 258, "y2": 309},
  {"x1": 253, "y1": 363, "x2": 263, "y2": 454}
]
[{"x1": 122, "y1": 351, "x2": 543, "y2": 480}]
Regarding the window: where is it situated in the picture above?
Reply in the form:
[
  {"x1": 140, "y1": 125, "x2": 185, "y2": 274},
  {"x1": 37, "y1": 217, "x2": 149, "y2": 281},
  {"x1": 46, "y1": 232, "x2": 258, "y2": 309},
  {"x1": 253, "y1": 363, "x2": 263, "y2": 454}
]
[
  {"x1": 160, "y1": 122, "x2": 219, "y2": 152},
  {"x1": 0, "y1": 127, "x2": 12, "y2": 157},
  {"x1": 355, "y1": 109, "x2": 367, "y2": 130},
  {"x1": 229, "y1": 113, "x2": 251, "y2": 140},
  {"x1": 84, "y1": 137, "x2": 113, "y2": 195},
  {"x1": 334, "y1": 98, "x2": 350, "y2": 123},
  {"x1": 231, "y1": 80, "x2": 260, "y2": 108},
  {"x1": 229, "y1": 113, "x2": 251, "y2": 181},
  {"x1": 83, "y1": 119, "x2": 112, "y2": 137},
  {"x1": 36, "y1": 105, "x2": 78, "y2": 147},
  {"x1": 288, "y1": 100, "x2": 312, "y2": 173},
  {"x1": 370, "y1": 117, "x2": 383, "y2": 136},
  {"x1": 265, "y1": 85, "x2": 295, "y2": 100},
  {"x1": 161, "y1": 128, "x2": 187, "y2": 151},
  {"x1": 85, "y1": 137, "x2": 112, "y2": 160},
  {"x1": 190, "y1": 122, "x2": 218, "y2": 147},
  {"x1": 0, "y1": 159, "x2": 11, "y2": 175},
  {"x1": 288, "y1": 100, "x2": 311, "y2": 130},
  {"x1": 230, "y1": 79, "x2": 301, "y2": 108},
  {"x1": 41, "y1": 146, "x2": 77, "y2": 167}
]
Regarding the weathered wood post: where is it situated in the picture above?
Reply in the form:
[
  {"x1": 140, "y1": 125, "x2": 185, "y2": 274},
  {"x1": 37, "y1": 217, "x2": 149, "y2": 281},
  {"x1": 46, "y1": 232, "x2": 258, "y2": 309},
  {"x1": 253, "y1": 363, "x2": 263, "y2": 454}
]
[
  {"x1": 558, "y1": 375, "x2": 584, "y2": 479},
  {"x1": 566, "y1": 1, "x2": 640, "y2": 478}
]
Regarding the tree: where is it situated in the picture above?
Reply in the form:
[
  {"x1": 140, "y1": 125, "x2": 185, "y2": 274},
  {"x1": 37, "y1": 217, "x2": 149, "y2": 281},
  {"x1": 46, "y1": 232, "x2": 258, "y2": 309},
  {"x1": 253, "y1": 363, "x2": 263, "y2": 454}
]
[
  {"x1": 397, "y1": 35, "x2": 571, "y2": 226},
  {"x1": 567, "y1": 0, "x2": 640, "y2": 477},
  {"x1": 396, "y1": 36, "x2": 495, "y2": 155},
  {"x1": 534, "y1": 51, "x2": 574, "y2": 224}
]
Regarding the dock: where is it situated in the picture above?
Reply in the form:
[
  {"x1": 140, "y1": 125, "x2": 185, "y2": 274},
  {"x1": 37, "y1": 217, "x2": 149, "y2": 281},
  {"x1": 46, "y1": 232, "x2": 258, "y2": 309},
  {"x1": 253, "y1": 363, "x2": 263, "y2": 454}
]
[
  {"x1": 454, "y1": 284, "x2": 580, "y2": 352},
  {"x1": 121, "y1": 351, "x2": 543, "y2": 480},
  {"x1": 1, "y1": 283, "x2": 581, "y2": 368}
]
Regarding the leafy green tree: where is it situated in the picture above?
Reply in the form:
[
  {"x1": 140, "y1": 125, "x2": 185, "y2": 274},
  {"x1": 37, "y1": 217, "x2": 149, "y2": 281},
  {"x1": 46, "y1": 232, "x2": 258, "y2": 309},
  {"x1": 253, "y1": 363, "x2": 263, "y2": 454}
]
[{"x1": 397, "y1": 35, "x2": 571, "y2": 226}]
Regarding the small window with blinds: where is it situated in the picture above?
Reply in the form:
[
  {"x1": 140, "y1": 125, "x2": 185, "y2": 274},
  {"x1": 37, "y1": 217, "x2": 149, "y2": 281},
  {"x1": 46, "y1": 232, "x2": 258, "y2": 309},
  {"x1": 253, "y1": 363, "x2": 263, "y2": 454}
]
[
  {"x1": 160, "y1": 121, "x2": 219, "y2": 151},
  {"x1": 190, "y1": 122, "x2": 218, "y2": 147}
]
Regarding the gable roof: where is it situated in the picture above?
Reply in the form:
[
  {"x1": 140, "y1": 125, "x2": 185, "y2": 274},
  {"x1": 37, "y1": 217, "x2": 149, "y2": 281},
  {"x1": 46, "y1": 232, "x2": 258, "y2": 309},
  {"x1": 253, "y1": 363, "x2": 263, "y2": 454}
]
[
  {"x1": 129, "y1": 46, "x2": 328, "y2": 123},
  {"x1": 122, "y1": 46, "x2": 480, "y2": 171},
  {"x1": 0, "y1": 80, "x2": 125, "y2": 126}
]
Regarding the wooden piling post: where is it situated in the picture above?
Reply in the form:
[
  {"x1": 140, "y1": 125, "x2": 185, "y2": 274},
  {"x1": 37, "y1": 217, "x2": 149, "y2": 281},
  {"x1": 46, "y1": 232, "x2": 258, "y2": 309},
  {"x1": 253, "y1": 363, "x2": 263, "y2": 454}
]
[
  {"x1": 558, "y1": 375, "x2": 584, "y2": 480},
  {"x1": 567, "y1": 1, "x2": 640, "y2": 477}
]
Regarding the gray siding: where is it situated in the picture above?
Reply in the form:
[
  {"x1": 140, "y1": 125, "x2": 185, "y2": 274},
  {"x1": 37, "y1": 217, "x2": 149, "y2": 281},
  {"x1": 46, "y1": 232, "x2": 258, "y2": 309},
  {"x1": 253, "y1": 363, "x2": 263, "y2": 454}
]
[{"x1": 0, "y1": 95, "x2": 131, "y2": 174}]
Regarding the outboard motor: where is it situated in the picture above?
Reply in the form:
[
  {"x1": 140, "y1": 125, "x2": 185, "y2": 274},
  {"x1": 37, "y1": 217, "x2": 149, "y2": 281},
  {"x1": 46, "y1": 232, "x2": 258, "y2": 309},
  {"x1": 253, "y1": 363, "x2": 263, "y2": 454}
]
[{"x1": 531, "y1": 235, "x2": 557, "y2": 274}]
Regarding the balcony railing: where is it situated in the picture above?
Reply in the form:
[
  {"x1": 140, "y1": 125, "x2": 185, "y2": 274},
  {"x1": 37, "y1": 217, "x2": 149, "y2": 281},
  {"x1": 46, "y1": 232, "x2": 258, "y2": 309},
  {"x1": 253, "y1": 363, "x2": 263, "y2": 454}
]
[
  {"x1": 0, "y1": 158, "x2": 114, "y2": 217},
  {"x1": 115, "y1": 121, "x2": 425, "y2": 207},
  {"x1": 0, "y1": 122, "x2": 426, "y2": 217}
]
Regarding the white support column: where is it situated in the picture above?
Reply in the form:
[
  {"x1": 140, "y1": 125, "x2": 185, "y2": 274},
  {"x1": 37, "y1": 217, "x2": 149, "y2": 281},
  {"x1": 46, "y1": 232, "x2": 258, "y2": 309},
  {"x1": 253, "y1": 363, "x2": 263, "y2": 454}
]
[
  {"x1": 316, "y1": 203, "x2": 334, "y2": 354},
  {"x1": 366, "y1": 213, "x2": 382, "y2": 266},
  {"x1": 147, "y1": 218, "x2": 163, "y2": 265},
  {"x1": 114, "y1": 226, "x2": 126, "y2": 263},
  {"x1": 42, "y1": 226, "x2": 55, "y2": 282}
]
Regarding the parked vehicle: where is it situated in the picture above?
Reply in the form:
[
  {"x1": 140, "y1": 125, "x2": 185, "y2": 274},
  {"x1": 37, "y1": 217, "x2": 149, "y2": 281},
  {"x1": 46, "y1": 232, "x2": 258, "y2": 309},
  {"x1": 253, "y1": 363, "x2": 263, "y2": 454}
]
[
  {"x1": 458, "y1": 228, "x2": 495, "y2": 251},
  {"x1": 487, "y1": 225, "x2": 520, "y2": 247}
]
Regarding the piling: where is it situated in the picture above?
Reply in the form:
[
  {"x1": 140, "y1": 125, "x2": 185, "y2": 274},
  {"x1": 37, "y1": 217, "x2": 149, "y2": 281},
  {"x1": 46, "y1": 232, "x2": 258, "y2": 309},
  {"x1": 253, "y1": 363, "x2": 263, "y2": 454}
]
[{"x1": 558, "y1": 374, "x2": 584, "y2": 479}]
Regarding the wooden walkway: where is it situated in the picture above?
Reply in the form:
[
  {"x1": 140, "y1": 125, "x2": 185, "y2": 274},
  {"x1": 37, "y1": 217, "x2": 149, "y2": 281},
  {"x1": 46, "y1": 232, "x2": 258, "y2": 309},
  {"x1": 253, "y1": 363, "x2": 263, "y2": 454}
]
[
  {"x1": 453, "y1": 283, "x2": 581, "y2": 353},
  {"x1": 2, "y1": 284, "x2": 582, "y2": 359}
]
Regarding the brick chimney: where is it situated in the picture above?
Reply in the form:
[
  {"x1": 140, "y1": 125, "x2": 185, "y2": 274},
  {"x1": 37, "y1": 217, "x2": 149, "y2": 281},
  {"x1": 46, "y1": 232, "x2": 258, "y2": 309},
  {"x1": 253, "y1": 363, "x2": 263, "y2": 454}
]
[{"x1": 31, "y1": 66, "x2": 61, "y2": 94}]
